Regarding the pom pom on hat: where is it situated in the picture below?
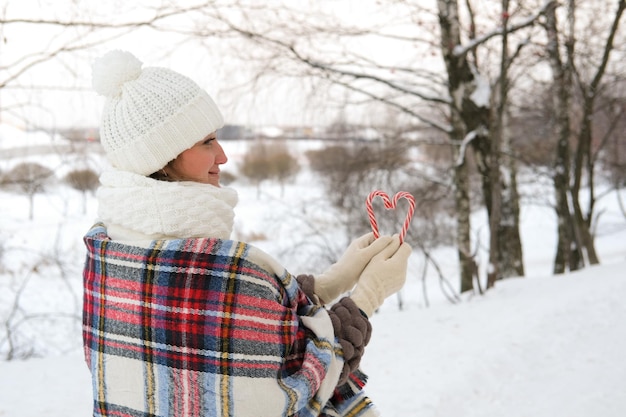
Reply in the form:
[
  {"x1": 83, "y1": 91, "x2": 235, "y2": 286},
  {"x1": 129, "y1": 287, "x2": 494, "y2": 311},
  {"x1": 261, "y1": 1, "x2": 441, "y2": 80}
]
[
  {"x1": 92, "y1": 50, "x2": 224, "y2": 176},
  {"x1": 92, "y1": 50, "x2": 143, "y2": 97}
]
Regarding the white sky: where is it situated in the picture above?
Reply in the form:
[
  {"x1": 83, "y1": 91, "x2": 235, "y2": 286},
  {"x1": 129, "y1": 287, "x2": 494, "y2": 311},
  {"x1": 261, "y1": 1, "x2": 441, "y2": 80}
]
[
  {"x1": 1, "y1": 0, "x2": 620, "y2": 131},
  {"x1": 0, "y1": 0, "x2": 446, "y2": 130}
]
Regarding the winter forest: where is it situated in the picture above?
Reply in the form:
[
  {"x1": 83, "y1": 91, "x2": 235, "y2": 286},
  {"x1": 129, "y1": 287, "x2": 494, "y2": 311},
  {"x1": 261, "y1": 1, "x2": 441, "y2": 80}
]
[{"x1": 1, "y1": 0, "x2": 626, "y2": 416}]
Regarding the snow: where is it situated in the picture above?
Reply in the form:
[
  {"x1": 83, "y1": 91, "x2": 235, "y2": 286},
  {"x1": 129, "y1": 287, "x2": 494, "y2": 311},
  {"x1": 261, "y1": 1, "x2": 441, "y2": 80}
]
[
  {"x1": 0, "y1": 355, "x2": 92, "y2": 415},
  {"x1": 364, "y1": 262, "x2": 626, "y2": 416},
  {"x1": 469, "y1": 74, "x2": 491, "y2": 108},
  {"x1": 1, "y1": 136, "x2": 625, "y2": 416},
  {"x1": 2, "y1": 262, "x2": 625, "y2": 416}
]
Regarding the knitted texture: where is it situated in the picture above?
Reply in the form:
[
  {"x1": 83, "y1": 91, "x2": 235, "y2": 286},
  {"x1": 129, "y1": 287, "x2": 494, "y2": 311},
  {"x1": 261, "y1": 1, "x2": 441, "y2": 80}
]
[
  {"x1": 296, "y1": 275, "x2": 373, "y2": 386},
  {"x1": 96, "y1": 169, "x2": 238, "y2": 240},
  {"x1": 314, "y1": 233, "x2": 393, "y2": 305},
  {"x1": 351, "y1": 238, "x2": 412, "y2": 317},
  {"x1": 328, "y1": 298, "x2": 372, "y2": 385},
  {"x1": 296, "y1": 274, "x2": 320, "y2": 303},
  {"x1": 92, "y1": 50, "x2": 224, "y2": 175}
]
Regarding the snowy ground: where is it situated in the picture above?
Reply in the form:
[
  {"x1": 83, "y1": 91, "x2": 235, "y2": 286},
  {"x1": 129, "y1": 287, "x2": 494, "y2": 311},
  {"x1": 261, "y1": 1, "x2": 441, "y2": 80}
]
[
  {"x1": 1, "y1": 261, "x2": 625, "y2": 417},
  {"x1": 1, "y1": 136, "x2": 625, "y2": 416},
  {"x1": 364, "y1": 262, "x2": 626, "y2": 416}
]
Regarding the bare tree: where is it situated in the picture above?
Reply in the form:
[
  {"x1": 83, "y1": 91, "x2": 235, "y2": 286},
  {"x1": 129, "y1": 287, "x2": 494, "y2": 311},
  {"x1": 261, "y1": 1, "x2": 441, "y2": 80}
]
[
  {"x1": 0, "y1": 2, "x2": 234, "y2": 127},
  {"x1": 4, "y1": 162, "x2": 54, "y2": 220},
  {"x1": 4, "y1": 0, "x2": 625, "y2": 289},
  {"x1": 238, "y1": 139, "x2": 300, "y2": 198},
  {"x1": 541, "y1": 0, "x2": 626, "y2": 273},
  {"x1": 0, "y1": 226, "x2": 82, "y2": 360},
  {"x1": 177, "y1": 0, "x2": 552, "y2": 292},
  {"x1": 239, "y1": 140, "x2": 273, "y2": 198},
  {"x1": 64, "y1": 168, "x2": 99, "y2": 214},
  {"x1": 436, "y1": 0, "x2": 552, "y2": 290},
  {"x1": 267, "y1": 141, "x2": 300, "y2": 197},
  {"x1": 569, "y1": 0, "x2": 626, "y2": 267}
]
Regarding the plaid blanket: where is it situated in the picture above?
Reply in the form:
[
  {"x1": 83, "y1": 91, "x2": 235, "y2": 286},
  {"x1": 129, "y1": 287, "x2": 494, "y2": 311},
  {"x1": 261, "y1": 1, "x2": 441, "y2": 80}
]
[{"x1": 83, "y1": 224, "x2": 377, "y2": 417}]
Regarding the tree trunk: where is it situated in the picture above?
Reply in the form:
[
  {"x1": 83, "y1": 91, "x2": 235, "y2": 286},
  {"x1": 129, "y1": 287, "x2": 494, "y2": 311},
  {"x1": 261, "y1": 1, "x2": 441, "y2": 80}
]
[
  {"x1": 455, "y1": 158, "x2": 474, "y2": 293},
  {"x1": 544, "y1": 2, "x2": 574, "y2": 274},
  {"x1": 568, "y1": 0, "x2": 626, "y2": 267},
  {"x1": 492, "y1": 0, "x2": 524, "y2": 282},
  {"x1": 28, "y1": 192, "x2": 35, "y2": 221},
  {"x1": 487, "y1": 0, "x2": 525, "y2": 287},
  {"x1": 437, "y1": 0, "x2": 475, "y2": 292},
  {"x1": 498, "y1": 109, "x2": 525, "y2": 278},
  {"x1": 451, "y1": 0, "x2": 525, "y2": 287},
  {"x1": 571, "y1": 98, "x2": 600, "y2": 266}
]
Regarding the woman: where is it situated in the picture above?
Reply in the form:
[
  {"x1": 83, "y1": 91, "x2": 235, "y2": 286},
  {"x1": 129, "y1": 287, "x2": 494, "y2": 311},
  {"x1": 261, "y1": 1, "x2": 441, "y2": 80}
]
[{"x1": 83, "y1": 50, "x2": 411, "y2": 417}]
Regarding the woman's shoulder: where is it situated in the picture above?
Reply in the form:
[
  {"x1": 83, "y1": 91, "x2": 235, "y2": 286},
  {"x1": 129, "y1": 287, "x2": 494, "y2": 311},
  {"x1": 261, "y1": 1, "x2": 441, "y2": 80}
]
[
  {"x1": 84, "y1": 223, "x2": 298, "y2": 302},
  {"x1": 84, "y1": 223, "x2": 290, "y2": 280}
]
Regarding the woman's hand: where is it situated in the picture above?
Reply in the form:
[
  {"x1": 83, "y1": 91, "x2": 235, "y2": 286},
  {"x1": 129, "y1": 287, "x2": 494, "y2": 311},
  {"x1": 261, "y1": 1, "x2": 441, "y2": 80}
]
[
  {"x1": 350, "y1": 235, "x2": 412, "y2": 317},
  {"x1": 314, "y1": 232, "x2": 394, "y2": 304}
]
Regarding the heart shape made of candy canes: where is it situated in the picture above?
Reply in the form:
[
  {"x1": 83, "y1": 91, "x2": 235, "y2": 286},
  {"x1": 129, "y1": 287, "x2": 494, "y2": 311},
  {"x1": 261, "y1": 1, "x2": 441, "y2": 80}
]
[{"x1": 365, "y1": 190, "x2": 415, "y2": 243}]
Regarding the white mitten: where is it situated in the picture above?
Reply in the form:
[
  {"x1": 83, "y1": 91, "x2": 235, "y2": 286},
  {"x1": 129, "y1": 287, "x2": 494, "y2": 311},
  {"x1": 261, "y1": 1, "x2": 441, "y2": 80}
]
[
  {"x1": 314, "y1": 233, "x2": 393, "y2": 304},
  {"x1": 350, "y1": 236, "x2": 412, "y2": 317}
]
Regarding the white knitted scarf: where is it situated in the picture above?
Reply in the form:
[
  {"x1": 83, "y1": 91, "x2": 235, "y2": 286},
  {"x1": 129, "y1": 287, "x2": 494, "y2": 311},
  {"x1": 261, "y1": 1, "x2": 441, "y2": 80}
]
[{"x1": 96, "y1": 169, "x2": 238, "y2": 240}]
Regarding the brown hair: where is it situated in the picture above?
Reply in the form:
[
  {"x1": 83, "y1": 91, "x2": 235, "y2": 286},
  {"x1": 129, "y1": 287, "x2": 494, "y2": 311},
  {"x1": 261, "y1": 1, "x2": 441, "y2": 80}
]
[{"x1": 149, "y1": 168, "x2": 174, "y2": 182}]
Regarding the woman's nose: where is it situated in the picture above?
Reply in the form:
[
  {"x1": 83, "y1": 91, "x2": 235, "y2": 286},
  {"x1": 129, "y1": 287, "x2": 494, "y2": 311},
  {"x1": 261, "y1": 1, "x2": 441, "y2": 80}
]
[{"x1": 216, "y1": 141, "x2": 228, "y2": 164}]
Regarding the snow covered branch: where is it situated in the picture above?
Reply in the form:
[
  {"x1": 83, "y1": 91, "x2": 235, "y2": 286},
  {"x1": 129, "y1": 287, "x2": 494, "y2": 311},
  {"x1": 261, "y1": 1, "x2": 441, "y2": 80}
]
[
  {"x1": 453, "y1": 0, "x2": 556, "y2": 59},
  {"x1": 455, "y1": 126, "x2": 488, "y2": 167}
]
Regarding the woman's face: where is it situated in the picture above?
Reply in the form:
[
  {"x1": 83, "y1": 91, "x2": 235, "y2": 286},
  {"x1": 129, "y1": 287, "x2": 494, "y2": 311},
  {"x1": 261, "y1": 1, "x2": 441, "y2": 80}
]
[{"x1": 166, "y1": 132, "x2": 228, "y2": 187}]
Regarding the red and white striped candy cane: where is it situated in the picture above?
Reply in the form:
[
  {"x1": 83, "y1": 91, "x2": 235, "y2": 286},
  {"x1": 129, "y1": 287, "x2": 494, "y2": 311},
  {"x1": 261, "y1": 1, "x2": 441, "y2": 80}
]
[{"x1": 366, "y1": 190, "x2": 415, "y2": 243}]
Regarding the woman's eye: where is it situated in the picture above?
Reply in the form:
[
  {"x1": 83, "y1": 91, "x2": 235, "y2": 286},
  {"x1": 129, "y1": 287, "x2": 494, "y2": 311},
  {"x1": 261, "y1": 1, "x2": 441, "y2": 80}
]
[{"x1": 203, "y1": 138, "x2": 215, "y2": 145}]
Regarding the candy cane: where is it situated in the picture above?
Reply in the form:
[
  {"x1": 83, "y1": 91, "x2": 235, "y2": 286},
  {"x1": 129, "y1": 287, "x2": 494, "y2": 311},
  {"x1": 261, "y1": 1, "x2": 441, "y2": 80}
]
[{"x1": 366, "y1": 190, "x2": 416, "y2": 243}]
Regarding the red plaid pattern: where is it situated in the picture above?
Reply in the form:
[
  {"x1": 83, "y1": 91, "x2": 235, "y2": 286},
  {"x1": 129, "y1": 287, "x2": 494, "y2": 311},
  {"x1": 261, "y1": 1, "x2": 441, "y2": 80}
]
[{"x1": 83, "y1": 223, "x2": 376, "y2": 417}]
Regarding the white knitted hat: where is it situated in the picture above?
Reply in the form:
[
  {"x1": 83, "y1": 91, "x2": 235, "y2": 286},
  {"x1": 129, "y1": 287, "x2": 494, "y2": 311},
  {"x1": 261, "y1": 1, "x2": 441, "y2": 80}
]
[{"x1": 92, "y1": 50, "x2": 224, "y2": 176}]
